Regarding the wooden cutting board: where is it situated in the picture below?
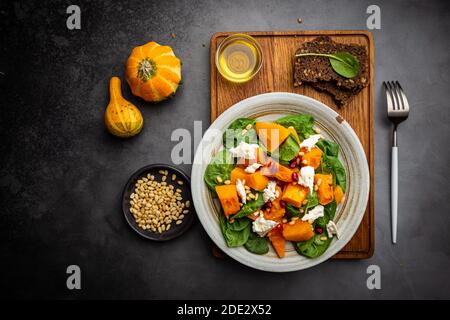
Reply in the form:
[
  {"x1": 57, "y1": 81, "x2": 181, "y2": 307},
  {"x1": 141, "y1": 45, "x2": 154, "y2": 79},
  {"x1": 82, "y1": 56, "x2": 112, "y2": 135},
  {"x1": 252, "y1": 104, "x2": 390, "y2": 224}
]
[{"x1": 210, "y1": 30, "x2": 374, "y2": 259}]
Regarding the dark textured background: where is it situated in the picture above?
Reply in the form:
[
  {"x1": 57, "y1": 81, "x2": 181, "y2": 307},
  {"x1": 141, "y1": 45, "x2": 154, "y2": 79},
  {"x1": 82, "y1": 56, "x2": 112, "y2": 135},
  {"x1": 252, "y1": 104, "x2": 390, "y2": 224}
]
[{"x1": 1, "y1": 0, "x2": 450, "y2": 299}]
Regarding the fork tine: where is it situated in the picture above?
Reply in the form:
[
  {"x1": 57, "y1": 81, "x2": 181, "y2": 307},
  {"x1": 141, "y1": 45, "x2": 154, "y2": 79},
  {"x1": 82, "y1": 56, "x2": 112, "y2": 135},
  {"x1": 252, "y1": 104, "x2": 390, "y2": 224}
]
[
  {"x1": 384, "y1": 81, "x2": 394, "y2": 111},
  {"x1": 391, "y1": 81, "x2": 405, "y2": 111},
  {"x1": 386, "y1": 81, "x2": 398, "y2": 111},
  {"x1": 395, "y1": 81, "x2": 410, "y2": 112},
  {"x1": 390, "y1": 81, "x2": 402, "y2": 111}
]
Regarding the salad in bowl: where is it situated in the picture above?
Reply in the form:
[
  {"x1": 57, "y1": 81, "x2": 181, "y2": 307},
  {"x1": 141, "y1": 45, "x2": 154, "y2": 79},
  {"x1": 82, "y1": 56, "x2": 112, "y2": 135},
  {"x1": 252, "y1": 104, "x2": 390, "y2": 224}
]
[{"x1": 203, "y1": 114, "x2": 346, "y2": 259}]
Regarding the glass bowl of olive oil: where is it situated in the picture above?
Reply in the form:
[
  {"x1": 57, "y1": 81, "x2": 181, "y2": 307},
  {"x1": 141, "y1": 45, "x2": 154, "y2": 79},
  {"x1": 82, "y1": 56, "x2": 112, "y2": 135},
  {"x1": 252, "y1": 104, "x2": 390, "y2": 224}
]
[{"x1": 215, "y1": 34, "x2": 263, "y2": 83}]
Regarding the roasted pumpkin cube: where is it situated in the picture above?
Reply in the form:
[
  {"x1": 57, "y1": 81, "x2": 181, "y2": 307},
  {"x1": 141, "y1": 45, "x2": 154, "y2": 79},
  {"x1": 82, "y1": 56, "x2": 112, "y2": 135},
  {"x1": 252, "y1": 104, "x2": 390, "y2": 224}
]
[
  {"x1": 268, "y1": 230, "x2": 285, "y2": 258},
  {"x1": 260, "y1": 158, "x2": 279, "y2": 177},
  {"x1": 314, "y1": 174, "x2": 334, "y2": 205},
  {"x1": 302, "y1": 147, "x2": 323, "y2": 169},
  {"x1": 215, "y1": 185, "x2": 240, "y2": 218},
  {"x1": 230, "y1": 167, "x2": 249, "y2": 184},
  {"x1": 282, "y1": 220, "x2": 314, "y2": 242},
  {"x1": 281, "y1": 184, "x2": 309, "y2": 207},
  {"x1": 255, "y1": 122, "x2": 291, "y2": 152},
  {"x1": 275, "y1": 163, "x2": 299, "y2": 182},
  {"x1": 230, "y1": 167, "x2": 268, "y2": 191},
  {"x1": 334, "y1": 185, "x2": 345, "y2": 204},
  {"x1": 264, "y1": 187, "x2": 285, "y2": 221},
  {"x1": 247, "y1": 171, "x2": 269, "y2": 191}
]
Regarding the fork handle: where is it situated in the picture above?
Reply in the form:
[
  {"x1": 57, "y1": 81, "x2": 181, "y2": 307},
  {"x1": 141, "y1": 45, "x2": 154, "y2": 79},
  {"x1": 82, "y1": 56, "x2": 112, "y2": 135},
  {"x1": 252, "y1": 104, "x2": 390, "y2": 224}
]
[{"x1": 391, "y1": 146, "x2": 398, "y2": 244}]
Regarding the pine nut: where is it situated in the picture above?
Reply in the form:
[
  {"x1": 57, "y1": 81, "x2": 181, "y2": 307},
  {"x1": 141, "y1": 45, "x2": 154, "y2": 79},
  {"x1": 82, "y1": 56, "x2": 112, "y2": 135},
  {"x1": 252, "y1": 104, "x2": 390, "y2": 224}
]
[{"x1": 129, "y1": 172, "x2": 186, "y2": 233}]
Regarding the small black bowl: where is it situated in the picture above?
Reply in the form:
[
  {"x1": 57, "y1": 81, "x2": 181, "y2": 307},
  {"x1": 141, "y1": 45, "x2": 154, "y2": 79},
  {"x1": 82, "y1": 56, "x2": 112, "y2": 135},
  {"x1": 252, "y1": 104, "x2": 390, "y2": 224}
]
[{"x1": 122, "y1": 164, "x2": 195, "y2": 241}]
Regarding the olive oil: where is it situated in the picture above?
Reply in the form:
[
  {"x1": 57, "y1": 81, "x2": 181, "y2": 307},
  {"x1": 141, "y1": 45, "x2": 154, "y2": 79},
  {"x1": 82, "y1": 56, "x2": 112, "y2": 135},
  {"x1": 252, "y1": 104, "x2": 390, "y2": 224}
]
[{"x1": 216, "y1": 34, "x2": 262, "y2": 83}]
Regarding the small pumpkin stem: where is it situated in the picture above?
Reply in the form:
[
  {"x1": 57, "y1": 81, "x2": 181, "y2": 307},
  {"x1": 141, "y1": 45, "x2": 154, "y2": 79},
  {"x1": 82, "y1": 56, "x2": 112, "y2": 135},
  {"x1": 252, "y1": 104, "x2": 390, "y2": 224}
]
[
  {"x1": 138, "y1": 58, "x2": 157, "y2": 82},
  {"x1": 109, "y1": 77, "x2": 123, "y2": 101}
]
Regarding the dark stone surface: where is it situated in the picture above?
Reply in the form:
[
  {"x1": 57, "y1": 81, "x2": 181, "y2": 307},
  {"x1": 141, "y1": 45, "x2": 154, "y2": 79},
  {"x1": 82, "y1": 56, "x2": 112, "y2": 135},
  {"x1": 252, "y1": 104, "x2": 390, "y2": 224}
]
[{"x1": 1, "y1": 0, "x2": 449, "y2": 299}]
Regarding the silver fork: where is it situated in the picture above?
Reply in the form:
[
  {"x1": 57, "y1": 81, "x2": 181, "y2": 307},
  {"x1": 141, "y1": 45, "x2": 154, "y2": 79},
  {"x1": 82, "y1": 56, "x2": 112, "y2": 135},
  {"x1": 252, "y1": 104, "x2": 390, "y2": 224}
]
[{"x1": 383, "y1": 81, "x2": 410, "y2": 244}]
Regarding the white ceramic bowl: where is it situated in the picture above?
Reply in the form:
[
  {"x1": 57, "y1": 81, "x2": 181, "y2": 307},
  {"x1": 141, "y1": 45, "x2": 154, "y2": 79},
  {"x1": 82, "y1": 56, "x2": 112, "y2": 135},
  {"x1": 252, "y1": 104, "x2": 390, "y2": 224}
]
[{"x1": 191, "y1": 93, "x2": 370, "y2": 272}]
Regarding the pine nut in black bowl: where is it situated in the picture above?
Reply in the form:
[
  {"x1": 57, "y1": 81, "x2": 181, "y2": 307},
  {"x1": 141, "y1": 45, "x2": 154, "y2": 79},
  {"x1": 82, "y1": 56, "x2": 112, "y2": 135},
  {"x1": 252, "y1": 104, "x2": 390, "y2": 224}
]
[{"x1": 122, "y1": 164, "x2": 195, "y2": 241}]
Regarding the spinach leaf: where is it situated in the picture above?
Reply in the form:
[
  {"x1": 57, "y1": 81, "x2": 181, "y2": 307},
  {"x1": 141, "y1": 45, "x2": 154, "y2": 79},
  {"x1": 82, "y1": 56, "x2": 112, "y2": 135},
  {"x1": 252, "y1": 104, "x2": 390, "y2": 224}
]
[
  {"x1": 317, "y1": 154, "x2": 346, "y2": 192},
  {"x1": 244, "y1": 232, "x2": 269, "y2": 255},
  {"x1": 224, "y1": 225, "x2": 251, "y2": 248},
  {"x1": 296, "y1": 199, "x2": 336, "y2": 259},
  {"x1": 295, "y1": 52, "x2": 360, "y2": 79},
  {"x1": 232, "y1": 192, "x2": 265, "y2": 219},
  {"x1": 204, "y1": 149, "x2": 235, "y2": 195},
  {"x1": 222, "y1": 118, "x2": 257, "y2": 148},
  {"x1": 228, "y1": 217, "x2": 250, "y2": 231},
  {"x1": 316, "y1": 138, "x2": 339, "y2": 157},
  {"x1": 303, "y1": 192, "x2": 319, "y2": 210},
  {"x1": 295, "y1": 234, "x2": 332, "y2": 258},
  {"x1": 324, "y1": 200, "x2": 337, "y2": 220},
  {"x1": 314, "y1": 200, "x2": 337, "y2": 229},
  {"x1": 279, "y1": 134, "x2": 300, "y2": 162},
  {"x1": 219, "y1": 212, "x2": 251, "y2": 247},
  {"x1": 285, "y1": 203, "x2": 300, "y2": 218},
  {"x1": 325, "y1": 156, "x2": 346, "y2": 192},
  {"x1": 329, "y1": 52, "x2": 360, "y2": 78},
  {"x1": 275, "y1": 114, "x2": 315, "y2": 140}
]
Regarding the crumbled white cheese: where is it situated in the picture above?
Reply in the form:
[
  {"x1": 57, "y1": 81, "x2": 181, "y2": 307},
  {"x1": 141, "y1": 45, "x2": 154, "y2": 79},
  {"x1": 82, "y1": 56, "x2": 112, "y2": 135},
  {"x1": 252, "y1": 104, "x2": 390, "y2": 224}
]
[
  {"x1": 300, "y1": 134, "x2": 322, "y2": 151},
  {"x1": 244, "y1": 162, "x2": 263, "y2": 173},
  {"x1": 252, "y1": 215, "x2": 278, "y2": 237},
  {"x1": 229, "y1": 141, "x2": 259, "y2": 160},
  {"x1": 298, "y1": 166, "x2": 315, "y2": 193},
  {"x1": 326, "y1": 220, "x2": 339, "y2": 239},
  {"x1": 263, "y1": 181, "x2": 277, "y2": 203},
  {"x1": 236, "y1": 179, "x2": 246, "y2": 204},
  {"x1": 301, "y1": 205, "x2": 324, "y2": 222}
]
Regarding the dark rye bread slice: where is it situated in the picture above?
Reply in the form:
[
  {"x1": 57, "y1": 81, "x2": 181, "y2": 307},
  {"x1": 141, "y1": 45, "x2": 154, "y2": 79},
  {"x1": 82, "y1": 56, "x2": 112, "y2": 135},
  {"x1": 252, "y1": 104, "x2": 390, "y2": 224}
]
[
  {"x1": 310, "y1": 81, "x2": 355, "y2": 107},
  {"x1": 293, "y1": 36, "x2": 369, "y2": 107},
  {"x1": 294, "y1": 36, "x2": 369, "y2": 91}
]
